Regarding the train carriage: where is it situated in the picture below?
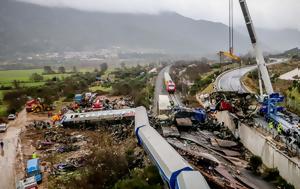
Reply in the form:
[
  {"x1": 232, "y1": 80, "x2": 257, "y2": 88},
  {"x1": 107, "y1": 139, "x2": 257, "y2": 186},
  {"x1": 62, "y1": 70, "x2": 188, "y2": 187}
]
[{"x1": 164, "y1": 72, "x2": 176, "y2": 93}]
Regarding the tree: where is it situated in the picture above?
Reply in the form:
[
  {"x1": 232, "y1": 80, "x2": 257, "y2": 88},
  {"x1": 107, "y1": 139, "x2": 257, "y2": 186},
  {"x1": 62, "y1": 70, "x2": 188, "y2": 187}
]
[
  {"x1": 58, "y1": 66, "x2": 66, "y2": 73},
  {"x1": 100, "y1": 63, "x2": 108, "y2": 74},
  {"x1": 30, "y1": 73, "x2": 44, "y2": 82},
  {"x1": 12, "y1": 80, "x2": 20, "y2": 89},
  {"x1": 43, "y1": 66, "x2": 55, "y2": 74}
]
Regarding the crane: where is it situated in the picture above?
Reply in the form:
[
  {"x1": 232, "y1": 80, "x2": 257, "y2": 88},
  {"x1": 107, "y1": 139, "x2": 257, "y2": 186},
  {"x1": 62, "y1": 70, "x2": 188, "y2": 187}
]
[
  {"x1": 238, "y1": 0, "x2": 300, "y2": 141},
  {"x1": 219, "y1": 0, "x2": 241, "y2": 63},
  {"x1": 238, "y1": 0, "x2": 274, "y2": 95}
]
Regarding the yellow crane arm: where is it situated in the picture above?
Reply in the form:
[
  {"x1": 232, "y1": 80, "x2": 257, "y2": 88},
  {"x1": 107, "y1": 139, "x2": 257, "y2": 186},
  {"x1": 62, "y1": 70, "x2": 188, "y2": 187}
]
[{"x1": 219, "y1": 51, "x2": 241, "y2": 61}]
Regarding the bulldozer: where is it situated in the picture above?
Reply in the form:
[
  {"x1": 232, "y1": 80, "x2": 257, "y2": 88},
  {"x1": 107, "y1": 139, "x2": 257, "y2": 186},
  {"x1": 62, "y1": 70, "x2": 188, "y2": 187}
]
[{"x1": 31, "y1": 103, "x2": 53, "y2": 113}]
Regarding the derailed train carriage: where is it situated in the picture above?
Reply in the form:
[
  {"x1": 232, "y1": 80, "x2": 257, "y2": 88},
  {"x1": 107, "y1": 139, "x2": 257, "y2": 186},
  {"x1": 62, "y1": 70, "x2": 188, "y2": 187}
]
[
  {"x1": 60, "y1": 109, "x2": 135, "y2": 128},
  {"x1": 135, "y1": 107, "x2": 210, "y2": 189}
]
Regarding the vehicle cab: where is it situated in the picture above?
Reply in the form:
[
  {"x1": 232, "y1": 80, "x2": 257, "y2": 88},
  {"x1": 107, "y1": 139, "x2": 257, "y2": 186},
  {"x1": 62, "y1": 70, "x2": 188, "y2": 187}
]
[
  {"x1": 26, "y1": 158, "x2": 42, "y2": 183},
  {"x1": 17, "y1": 176, "x2": 38, "y2": 189}
]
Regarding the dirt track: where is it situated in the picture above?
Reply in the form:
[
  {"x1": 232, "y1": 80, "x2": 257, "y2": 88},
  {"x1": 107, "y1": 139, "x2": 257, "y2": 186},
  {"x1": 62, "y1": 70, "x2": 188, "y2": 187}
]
[{"x1": 0, "y1": 109, "x2": 27, "y2": 189}]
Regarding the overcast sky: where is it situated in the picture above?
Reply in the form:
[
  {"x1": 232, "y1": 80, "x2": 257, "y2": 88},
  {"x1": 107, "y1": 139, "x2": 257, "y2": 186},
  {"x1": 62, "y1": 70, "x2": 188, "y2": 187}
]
[{"x1": 18, "y1": 0, "x2": 300, "y2": 30}]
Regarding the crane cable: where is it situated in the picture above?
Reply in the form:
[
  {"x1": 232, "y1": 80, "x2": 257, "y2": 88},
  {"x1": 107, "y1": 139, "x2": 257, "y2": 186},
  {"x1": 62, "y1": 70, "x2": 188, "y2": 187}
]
[{"x1": 229, "y1": 0, "x2": 234, "y2": 55}]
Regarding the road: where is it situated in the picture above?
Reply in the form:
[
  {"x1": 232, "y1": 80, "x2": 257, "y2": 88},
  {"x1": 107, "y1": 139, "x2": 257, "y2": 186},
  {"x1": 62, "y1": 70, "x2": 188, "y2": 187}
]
[
  {"x1": 217, "y1": 58, "x2": 288, "y2": 92},
  {"x1": 152, "y1": 66, "x2": 170, "y2": 115},
  {"x1": 152, "y1": 65, "x2": 184, "y2": 115},
  {"x1": 0, "y1": 110, "x2": 27, "y2": 189}
]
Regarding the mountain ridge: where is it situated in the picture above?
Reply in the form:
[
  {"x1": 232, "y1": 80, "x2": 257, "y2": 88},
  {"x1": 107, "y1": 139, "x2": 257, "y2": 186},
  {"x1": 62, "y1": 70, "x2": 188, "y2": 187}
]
[{"x1": 0, "y1": 0, "x2": 299, "y2": 57}]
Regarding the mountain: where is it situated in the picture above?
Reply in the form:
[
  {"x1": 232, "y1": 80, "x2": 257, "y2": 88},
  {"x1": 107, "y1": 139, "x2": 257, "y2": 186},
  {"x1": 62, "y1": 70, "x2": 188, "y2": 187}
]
[
  {"x1": 238, "y1": 27, "x2": 300, "y2": 53},
  {"x1": 0, "y1": 0, "x2": 299, "y2": 57}
]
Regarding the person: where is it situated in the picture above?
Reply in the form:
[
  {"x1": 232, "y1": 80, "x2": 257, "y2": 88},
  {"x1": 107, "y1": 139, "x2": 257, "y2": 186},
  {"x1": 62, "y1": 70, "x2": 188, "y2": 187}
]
[
  {"x1": 32, "y1": 151, "x2": 37, "y2": 159},
  {"x1": 268, "y1": 121, "x2": 273, "y2": 129},
  {"x1": 277, "y1": 122, "x2": 283, "y2": 135},
  {"x1": 0, "y1": 140, "x2": 4, "y2": 149}
]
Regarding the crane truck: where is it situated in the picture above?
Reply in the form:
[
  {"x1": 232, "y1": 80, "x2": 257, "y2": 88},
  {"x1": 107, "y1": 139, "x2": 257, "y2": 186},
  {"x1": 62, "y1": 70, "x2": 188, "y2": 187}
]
[{"x1": 238, "y1": 0, "x2": 300, "y2": 142}]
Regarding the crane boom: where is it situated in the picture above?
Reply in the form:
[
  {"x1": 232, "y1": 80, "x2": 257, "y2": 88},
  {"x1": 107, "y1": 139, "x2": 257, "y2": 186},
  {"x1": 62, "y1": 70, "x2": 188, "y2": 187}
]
[{"x1": 239, "y1": 0, "x2": 274, "y2": 95}]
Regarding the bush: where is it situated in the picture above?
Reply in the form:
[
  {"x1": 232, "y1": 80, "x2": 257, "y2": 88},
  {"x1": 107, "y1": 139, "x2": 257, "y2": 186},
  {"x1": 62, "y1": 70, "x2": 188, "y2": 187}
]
[
  {"x1": 30, "y1": 73, "x2": 44, "y2": 82},
  {"x1": 263, "y1": 168, "x2": 279, "y2": 181},
  {"x1": 113, "y1": 166, "x2": 162, "y2": 189},
  {"x1": 49, "y1": 136, "x2": 129, "y2": 189},
  {"x1": 249, "y1": 155, "x2": 262, "y2": 174}
]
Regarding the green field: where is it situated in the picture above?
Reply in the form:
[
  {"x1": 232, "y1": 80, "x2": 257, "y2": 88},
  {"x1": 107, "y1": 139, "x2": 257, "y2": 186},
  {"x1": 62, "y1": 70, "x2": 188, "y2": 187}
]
[
  {"x1": 0, "y1": 90, "x2": 8, "y2": 116},
  {"x1": 89, "y1": 85, "x2": 112, "y2": 92},
  {"x1": 0, "y1": 68, "x2": 96, "y2": 86},
  {"x1": 0, "y1": 69, "x2": 70, "y2": 85}
]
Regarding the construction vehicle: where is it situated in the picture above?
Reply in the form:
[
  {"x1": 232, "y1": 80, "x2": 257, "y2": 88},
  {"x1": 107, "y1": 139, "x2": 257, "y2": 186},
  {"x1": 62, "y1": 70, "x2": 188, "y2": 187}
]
[
  {"x1": 16, "y1": 176, "x2": 38, "y2": 189},
  {"x1": 238, "y1": 0, "x2": 300, "y2": 140},
  {"x1": 74, "y1": 94, "x2": 83, "y2": 105},
  {"x1": 31, "y1": 103, "x2": 53, "y2": 113},
  {"x1": 26, "y1": 98, "x2": 54, "y2": 113},
  {"x1": 26, "y1": 99, "x2": 40, "y2": 112},
  {"x1": 26, "y1": 158, "x2": 42, "y2": 183}
]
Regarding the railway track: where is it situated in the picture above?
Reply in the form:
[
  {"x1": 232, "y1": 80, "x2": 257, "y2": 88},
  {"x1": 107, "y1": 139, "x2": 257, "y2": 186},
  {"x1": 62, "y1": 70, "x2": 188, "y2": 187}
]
[{"x1": 169, "y1": 93, "x2": 183, "y2": 107}]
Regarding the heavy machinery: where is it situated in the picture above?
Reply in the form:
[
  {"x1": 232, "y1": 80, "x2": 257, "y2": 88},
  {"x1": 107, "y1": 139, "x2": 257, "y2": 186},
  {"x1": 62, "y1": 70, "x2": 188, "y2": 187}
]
[
  {"x1": 26, "y1": 98, "x2": 53, "y2": 113},
  {"x1": 238, "y1": 0, "x2": 300, "y2": 139},
  {"x1": 32, "y1": 103, "x2": 53, "y2": 113}
]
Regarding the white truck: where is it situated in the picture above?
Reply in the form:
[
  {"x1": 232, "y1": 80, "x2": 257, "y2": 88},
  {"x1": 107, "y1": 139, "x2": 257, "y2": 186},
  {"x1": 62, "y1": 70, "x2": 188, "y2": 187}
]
[{"x1": 0, "y1": 123, "x2": 7, "y2": 132}]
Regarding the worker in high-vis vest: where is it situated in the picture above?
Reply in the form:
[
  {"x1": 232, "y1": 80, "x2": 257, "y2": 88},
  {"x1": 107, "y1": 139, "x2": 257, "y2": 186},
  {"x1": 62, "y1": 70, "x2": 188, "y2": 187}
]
[
  {"x1": 268, "y1": 121, "x2": 273, "y2": 129},
  {"x1": 277, "y1": 123, "x2": 283, "y2": 134},
  {"x1": 32, "y1": 152, "x2": 37, "y2": 159}
]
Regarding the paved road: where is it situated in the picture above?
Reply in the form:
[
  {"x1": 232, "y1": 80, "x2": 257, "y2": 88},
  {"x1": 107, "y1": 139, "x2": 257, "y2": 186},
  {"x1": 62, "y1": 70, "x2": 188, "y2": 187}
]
[
  {"x1": 217, "y1": 58, "x2": 288, "y2": 92},
  {"x1": 0, "y1": 110, "x2": 26, "y2": 189},
  {"x1": 279, "y1": 68, "x2": 299, "y2": 81},
  {"x1": 152, "y1": 66, "x2": 170, "y2": 115}
]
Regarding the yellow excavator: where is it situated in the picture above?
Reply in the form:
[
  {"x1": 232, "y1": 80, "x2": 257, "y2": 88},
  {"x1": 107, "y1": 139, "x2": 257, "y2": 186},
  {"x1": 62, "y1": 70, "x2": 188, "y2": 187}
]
[{"x1": 32, "y1": 103, "x2": 53, "y2": 113}]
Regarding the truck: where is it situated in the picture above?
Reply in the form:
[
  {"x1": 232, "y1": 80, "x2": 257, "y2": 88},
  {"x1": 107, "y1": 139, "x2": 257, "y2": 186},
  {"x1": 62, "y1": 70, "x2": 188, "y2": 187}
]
[
  {"x1": 0, "y1": 123, "x2": 7, "y2": 132},
  {"x1": 74, "y1": 94, "x2": 83, "y2": 105},
  {"x1": 157, "y1": 95, "x2": 172, "y2": 115},
  {"x1": 26, "y1": 158, "x2": 42, "y2": 183},
  {"x1": 16, "y1": 176, "x2": 38, "y2": 189},
  {"x1": 26, "y1": 98, "x2": 54, "y2": 113}
]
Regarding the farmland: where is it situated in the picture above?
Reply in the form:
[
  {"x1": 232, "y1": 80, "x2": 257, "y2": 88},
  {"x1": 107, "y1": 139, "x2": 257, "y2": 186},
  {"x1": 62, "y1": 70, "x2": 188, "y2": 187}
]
[
  {"x1": 0, "y1": 69, "x2": 71, "y2": 86},
  {"x1": 0, "y1": 67, "x2": 96, "y2": 116}
]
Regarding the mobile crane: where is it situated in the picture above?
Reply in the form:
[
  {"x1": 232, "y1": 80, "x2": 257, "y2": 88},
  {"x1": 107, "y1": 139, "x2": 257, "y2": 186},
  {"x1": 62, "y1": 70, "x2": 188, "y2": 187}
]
[{"x1": 239, "y1": 0, "x2": 300, "y2": 142}]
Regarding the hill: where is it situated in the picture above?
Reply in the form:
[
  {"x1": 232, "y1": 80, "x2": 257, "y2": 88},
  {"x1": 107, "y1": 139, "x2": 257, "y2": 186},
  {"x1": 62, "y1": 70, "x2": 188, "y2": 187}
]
[{"x1": 0, "y1": 0, "x2": 299, "y2": 57}]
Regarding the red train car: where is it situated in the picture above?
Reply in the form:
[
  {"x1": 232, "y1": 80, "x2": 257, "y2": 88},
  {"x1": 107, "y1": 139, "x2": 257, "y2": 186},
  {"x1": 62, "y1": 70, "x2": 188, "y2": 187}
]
[{"x1": 164, "y1": 72, "x2": 176, "y2": 93}]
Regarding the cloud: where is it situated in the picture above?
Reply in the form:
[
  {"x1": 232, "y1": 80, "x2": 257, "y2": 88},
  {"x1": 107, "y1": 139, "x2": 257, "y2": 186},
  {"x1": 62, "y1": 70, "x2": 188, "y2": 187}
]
[{"x1": 17, "y1": 0, "x2": 300, "y2": 30}]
